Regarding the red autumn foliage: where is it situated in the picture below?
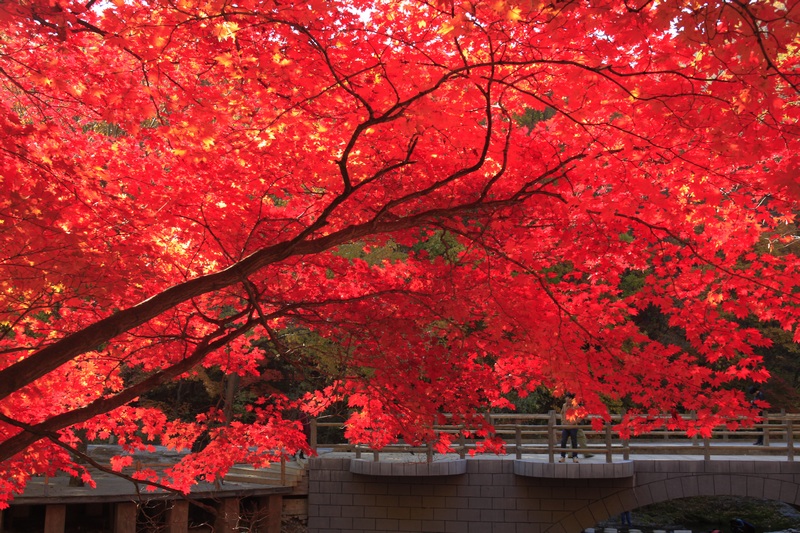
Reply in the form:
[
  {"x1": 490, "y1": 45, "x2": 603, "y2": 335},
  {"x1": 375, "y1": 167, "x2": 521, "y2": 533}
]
[{"x1": 0, "y1": 0, "x2": 798, "y2": 505}]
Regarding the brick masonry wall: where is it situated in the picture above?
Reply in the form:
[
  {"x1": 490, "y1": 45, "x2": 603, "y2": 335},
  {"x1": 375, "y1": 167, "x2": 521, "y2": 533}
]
[
  {"x1": 307, "y1": 457, "x2": 635, "y2": 533},
  {"x1": 308, "y1": 458, "x2": 800, "y2": 533}
]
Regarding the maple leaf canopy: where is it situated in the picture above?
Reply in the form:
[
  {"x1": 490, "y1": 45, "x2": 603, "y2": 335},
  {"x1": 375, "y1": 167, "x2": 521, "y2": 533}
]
[{"x1": 0, "y1": 0, "x2": 799, "y2": 504}]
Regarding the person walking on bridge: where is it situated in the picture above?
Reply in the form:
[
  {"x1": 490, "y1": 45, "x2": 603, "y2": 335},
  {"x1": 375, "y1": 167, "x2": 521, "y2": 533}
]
[
  {"x1": 559, "y1": 393, "x2": 584, "y2": 463},
  {"x1": 750, "y1": 384, "x2": 766, "y2": 446}
]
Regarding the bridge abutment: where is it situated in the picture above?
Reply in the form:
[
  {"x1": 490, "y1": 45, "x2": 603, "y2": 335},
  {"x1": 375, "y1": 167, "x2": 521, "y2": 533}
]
[
  {"x1": 308, "y1": 457, "x2": 634, "y2": 533},
  {"x1": 308, "y1": 458, "x2": 800, "y2": 533}
]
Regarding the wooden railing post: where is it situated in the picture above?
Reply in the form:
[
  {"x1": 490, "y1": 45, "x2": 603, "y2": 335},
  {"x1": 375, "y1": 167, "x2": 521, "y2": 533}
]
[
  {"x1": 426, "y1": 441, "x2": 433, "y2": 463},
  {"x1": 780, "y1": 409, "x2": 786, "y2": 441},
  {"x1": 515, "y1": 424, "x2": 522, "y2": 460},
  {"x1": 548, "y1": 410, "x2": 556, "y2": 463},
  {"x1": 703, "y1": 436, "x2": 711, "y2": 462},
  {"x1": 788, "y1": 419, "x2": 795, "y2": 462},
  {"x1": 310, "y1": 418, "x2": 318, "y2": 452},
  {"x1": 604, "y1": 423, "x2": 612, "y2": 464},
  {"x1": 459, "y1": 430, "x2": 466, "y2": 459}
]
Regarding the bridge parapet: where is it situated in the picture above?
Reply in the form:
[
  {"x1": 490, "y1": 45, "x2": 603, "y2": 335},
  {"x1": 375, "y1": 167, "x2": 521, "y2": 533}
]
[
  {"x1": 349, "y1": 458, "x2": 467, "y2": 476},
  {"x1": 514, "y1": 459, "x2": 634, "y2": 478},
  {"x1": 312, "y1": 411, "x2": 800, "y2": 463}
]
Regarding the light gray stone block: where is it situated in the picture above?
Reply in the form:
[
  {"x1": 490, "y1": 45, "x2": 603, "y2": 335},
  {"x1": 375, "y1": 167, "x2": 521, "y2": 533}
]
[
  {"x1": 714, "y1": 474, "x2": 732, "y2": 495},
  {"x1": 761, "y1": 478, "x2": 781, "y2": 500},
  {"x1": 680, "y1": 474, "x2": 700, "y2": 498},
  {"x1": 348, "y1": 458, "x2": 467, "y2": 476},
  {"x1": 420, "y1": 520, "x2": 445, "y2": 532},
  {"x1": 730, "y1": 475, "x2": 748, "y2": 497},
  {"x1": 664, "y1": 477, "x2": 684, "y2": 500},
  {"x1": 780, "y1": 480, "x2": 799, "y2": 504},
  {"x1": 648, "y1": 480, "x2": 668, "y2": 503}
]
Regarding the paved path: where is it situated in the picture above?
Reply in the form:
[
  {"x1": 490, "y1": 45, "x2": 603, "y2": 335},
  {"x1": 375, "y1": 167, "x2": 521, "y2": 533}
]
[
  {"x1": 316, "y1": 440, "x2": 796, "y2": 463},
  {"x1": 15, "y1": 445, "x2": 303, "y2": 504}
]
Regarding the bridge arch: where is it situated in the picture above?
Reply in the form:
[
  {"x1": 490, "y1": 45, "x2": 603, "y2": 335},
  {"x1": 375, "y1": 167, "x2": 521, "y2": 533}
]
[{"x1": 549, "y1": 460, "x2": 800, "y2": 533}]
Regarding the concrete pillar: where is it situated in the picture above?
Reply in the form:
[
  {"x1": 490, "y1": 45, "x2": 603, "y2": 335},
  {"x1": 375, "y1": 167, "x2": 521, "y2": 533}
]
[
  {"x1": 214, "y1": 498, "x2": 239, "y2": 533},
  {"x1": 113, "y1": 502, "x2": 137, "y2": 533},
  {"x1": 43, "y1": 504, "x2": 66, "y2": 533},
  {"x1": 167, "y1": 500, "x2": 189, "y2": 533}
]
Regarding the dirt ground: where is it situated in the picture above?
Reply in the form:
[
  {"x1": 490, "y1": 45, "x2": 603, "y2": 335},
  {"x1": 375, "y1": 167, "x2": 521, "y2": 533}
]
[{"x1": 282, "y1": 517, "x2": 308, "y2": 533}]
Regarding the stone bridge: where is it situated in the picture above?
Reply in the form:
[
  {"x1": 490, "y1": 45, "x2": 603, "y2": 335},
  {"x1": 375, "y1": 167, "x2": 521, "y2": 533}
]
[
  {"x1": 307, "y1": 454, "x2": 800, "y2": 533},
  {"x1": 5, "y1": 414, "x2": 798, "y2": 532}
]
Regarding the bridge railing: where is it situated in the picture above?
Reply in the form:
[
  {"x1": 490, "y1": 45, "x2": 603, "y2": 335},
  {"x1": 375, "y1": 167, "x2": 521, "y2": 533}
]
[{"x1": 310, "y1": 412, "x2": 800, "y2": 463}]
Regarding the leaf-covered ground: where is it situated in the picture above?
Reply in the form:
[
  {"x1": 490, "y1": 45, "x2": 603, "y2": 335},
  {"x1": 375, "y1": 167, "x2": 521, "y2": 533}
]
[
  {"x1": 282, "y1": 517, "x2": 308, "y2": 533},
  {"x1": 600, "y1": 496, "x2": 800, "y2": 532}
]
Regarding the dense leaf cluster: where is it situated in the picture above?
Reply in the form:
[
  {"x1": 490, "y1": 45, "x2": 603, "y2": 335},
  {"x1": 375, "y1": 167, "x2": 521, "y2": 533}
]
[{"x1": 0, "y1": 0, "x2": 799, "y2": 505}]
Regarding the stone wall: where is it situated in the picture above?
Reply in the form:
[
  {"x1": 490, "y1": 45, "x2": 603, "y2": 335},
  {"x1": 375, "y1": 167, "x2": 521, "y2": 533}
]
[
  {"x1": 307, "y1": 457, "x2": 635, "y2": 533},
  {"x1": 308, "y1": 457, "x2": 800, "y2": 533}
]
